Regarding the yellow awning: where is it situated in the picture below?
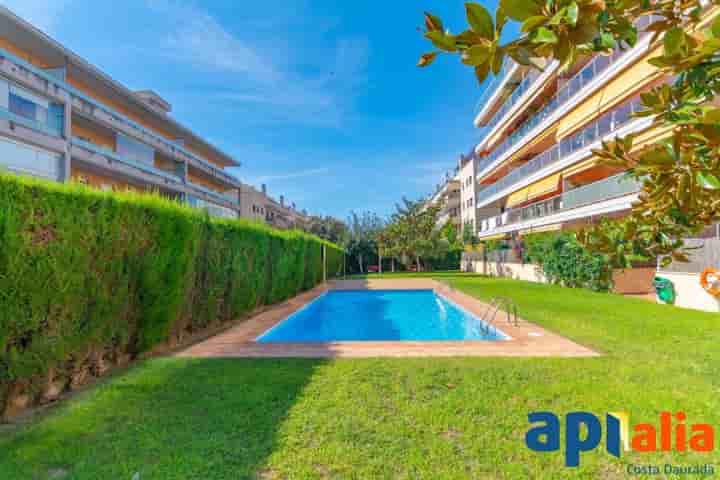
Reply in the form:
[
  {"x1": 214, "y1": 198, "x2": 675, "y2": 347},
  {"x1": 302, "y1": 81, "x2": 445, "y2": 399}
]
[
  {"x1": 563, "y1": 159, "x2": 599, "y2": 178},
  {"x1": 519, "y1": 224, "x2": 562, "y2": 235},
  {"x1": 506, "y1": 173, "x2": 561, "y2": 208},
  {"x1": 479, "y1": 233, "x2": 508, "y2": 241},
  {"x1": 557, "y1": 46, "x2": 662, "y2": 139}
]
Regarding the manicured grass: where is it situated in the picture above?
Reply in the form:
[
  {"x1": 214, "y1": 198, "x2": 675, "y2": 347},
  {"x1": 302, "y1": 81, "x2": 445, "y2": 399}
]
[{"x1": 1, "y1": 276, "x2": 719, "y2": 479}]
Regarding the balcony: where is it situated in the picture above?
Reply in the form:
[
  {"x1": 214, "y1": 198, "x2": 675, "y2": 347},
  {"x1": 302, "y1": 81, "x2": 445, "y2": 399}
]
[
  {"x1": 476, "y1": 96, "x2": 644, "y2": 206},
  {"x1": 478, "y1": 173, "x2": 641, "y2": 234},
  {"x1": 475, "y1": 15, "x2": 660, "y2": 176},
  {"x1": 0, "y1": 47, "x2": 242, "y2": 189}
]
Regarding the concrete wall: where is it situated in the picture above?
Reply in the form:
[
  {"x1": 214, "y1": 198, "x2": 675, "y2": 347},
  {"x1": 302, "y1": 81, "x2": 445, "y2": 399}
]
[
  {"x1": 460, "y1": 256, "x2": 547, "y2": 283},
  {"x1": 657, "y1": 272, "x2": 720, "y2": 313}
]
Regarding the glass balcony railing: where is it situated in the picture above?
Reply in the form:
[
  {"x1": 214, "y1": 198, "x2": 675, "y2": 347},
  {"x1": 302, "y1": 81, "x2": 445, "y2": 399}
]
[
  {"x1": 475, "y1": 15, "x2": 659, "y2": 176},
  {"x1": 474, "y1": 57, "x2": 514, "y2": 116},
  {"x1": 563, "y1": 173, "x2": 641, "y2": 210},
  {"x1": 476, "y1": 96, "x2": 644, "y2": 205},
  {"x1": 478, "y1": 173, "x2": 641, "y2": 233}
]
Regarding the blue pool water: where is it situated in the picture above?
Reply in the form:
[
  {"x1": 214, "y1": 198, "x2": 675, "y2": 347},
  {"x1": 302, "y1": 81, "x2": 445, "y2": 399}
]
[{"x1": 257, "y1": 290, "x2": 508, "y2": 342}]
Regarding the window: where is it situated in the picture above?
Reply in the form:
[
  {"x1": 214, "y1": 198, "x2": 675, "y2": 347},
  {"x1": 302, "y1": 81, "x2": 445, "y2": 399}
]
[
  {"x1": 0, "y1": 137, "x2": 61, "y2": 180},
  {"x1": 116, "y1": 133, "x2": 154, "y2": 165},
  {"x1": 1, "y1": 81, "x2": 63, "y2": 135}
]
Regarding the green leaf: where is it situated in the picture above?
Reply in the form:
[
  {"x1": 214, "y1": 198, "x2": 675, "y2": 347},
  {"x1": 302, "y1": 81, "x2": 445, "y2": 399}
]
[
  {"x1": 500, "y1": 0, "x2": 541, "y2": 22},
  {"x1": 521, "y1": 15, "x2": 548, "y2": 33},
  {"x1": 465, "y1": 3, "x2": 494, "y2": 40},
  {"x1": 696, "y1": 171, "x2": 720, "y2": 189},
  {"x1": 531, "y1": 27, "x2": 558, "y2": 44},
  {"x1": 424, "y1": 12, "x2": 443, "y2": 32},
  {"x1": 474, "y1": 61, "x2": 491, "y2": 85},
  {"x1": 566, "y1": 2, "x2": 579, "y2": 27},
  {"x1": 712, "y1": 14, "x2": 720, "y2": 38},
  {"x1": 462, "y1": 42, "x2": 492, "y2": 66},
  {"x1": 425, "y1": 31, "x2": 457, "y2": 52},
  {"x1": 417, "y1": 52, "x2": 439, "y2": 68},
  {"x1": 664, "y1": 27, "x2": 684, "y2": 56}
]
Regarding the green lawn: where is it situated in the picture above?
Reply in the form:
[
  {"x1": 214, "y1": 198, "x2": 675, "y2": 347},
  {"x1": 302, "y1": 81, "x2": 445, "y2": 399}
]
[{"x1": 1, "y1": 276, "x2": 719, "y2": 479}]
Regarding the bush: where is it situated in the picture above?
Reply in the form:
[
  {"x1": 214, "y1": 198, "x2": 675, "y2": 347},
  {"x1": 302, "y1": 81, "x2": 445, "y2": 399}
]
[
  {"x1": 0, "y1": 174, "x2": 342, "y2": 413},
  {"x1": 523, "y1": 232, "x2": 612, "y2": 292}
]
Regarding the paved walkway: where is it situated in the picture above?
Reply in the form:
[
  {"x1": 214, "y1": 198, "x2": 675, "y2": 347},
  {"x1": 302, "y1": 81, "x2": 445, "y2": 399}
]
[{"x1": 177, "y1": 279, "x2": 599, "y2": 358}]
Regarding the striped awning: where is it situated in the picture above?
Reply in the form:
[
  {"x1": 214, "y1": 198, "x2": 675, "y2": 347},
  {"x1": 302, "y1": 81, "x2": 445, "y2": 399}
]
[{"x1": 506, "y1": 173, "x2": 561, "y2": 208}]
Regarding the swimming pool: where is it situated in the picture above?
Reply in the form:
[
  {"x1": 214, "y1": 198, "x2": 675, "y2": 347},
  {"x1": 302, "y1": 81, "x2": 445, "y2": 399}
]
[{"x1": 257, "y1": 290, "x2": 508, "y2": 342}]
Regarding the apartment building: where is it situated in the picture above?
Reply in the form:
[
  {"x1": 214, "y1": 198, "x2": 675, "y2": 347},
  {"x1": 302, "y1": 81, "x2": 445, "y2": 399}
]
[
  {"x1": 425, "y1": 169, "x2": 461, "y2": 229},
  {"x1": 464, "y1": 11, "x2": 720, "y2": 312},
  {"x1": 0, "y1": 7, "x2": 242, "y2": 219},
  {"x1": 240, "y1": 183, "x2": 311, "y2": 230},
  {"x1": 458, "y1": 151, "x2": 477, "y2": 235}
]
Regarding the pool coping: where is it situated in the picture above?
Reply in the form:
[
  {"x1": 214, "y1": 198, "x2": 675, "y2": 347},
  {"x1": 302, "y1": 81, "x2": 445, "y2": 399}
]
[{"x1": 177, "y1": 279, "x2": 600, "y2": 358}]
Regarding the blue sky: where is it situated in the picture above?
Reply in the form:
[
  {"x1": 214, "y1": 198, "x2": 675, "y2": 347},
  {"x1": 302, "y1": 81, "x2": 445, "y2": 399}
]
[{"x1": 5, "y1": 0, "x2": 513, "y2": 219}]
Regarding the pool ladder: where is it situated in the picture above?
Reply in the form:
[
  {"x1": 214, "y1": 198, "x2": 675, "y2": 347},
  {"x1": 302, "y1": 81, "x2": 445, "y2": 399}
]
[{"x1": 480, "y1": 297, "x2": 519, "y2": 335}]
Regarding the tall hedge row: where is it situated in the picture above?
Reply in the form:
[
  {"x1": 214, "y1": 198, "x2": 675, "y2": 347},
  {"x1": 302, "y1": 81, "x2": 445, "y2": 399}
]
[{"x1": 0, "y1": 174, "x2": 342, "y2": 414}]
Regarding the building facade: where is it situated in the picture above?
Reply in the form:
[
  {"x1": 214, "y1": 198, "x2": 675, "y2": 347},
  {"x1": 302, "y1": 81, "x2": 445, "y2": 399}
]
[
  {"x1": 425, "y1": 170, "x2": 461, "y2": 229},
  {"x1": 458, "y1": 152, "x2": 477, "y2": 235},
  {"x1": 240, "y1": 183, "x2": 311, "y2": 231},
  {"x1": 0, "y1": 7, "x2": 242, "y2": 218},
  {"x1": 462, "y1": 11, "x2": 720, "y2": 312}
]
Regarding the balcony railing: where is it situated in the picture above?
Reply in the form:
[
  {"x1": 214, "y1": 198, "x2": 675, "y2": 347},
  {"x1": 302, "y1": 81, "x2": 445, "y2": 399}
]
[
  {"x1": 71, "y1": 136, "x2": 181, "y2": 183},
  {"x1": 0, "y1": 106, "x2": 63, "y2": 138},
  {"x1": 478, "y1": 173, "x2": 641, "y2": 233},
  {"x1": 0, "y1": 47, "x2": 241, "y2": 188},
  {"x1": 476, "y1": 96, "x2": 644, "y2": 205},
  {"x1": 474, "y1": 57, "x2": 514, "y2": 116},
  {"x1": 475, "y1": 15, "x2": 659, "y2": 176}
]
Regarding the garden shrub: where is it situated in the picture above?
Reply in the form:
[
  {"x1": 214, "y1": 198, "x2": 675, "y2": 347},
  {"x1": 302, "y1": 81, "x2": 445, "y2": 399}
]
[
  {"x1": 0, "y1": 174, "x2": 342, "y2": 415},
  {"x1": 522, "y1": 232, "x2": 612, "y2": 292}
]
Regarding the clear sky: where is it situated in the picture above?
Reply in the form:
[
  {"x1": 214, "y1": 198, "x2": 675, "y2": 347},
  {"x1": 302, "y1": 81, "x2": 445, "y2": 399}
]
[{"x1": 4, "y1": 0, "x2": 515, "y2": 219}]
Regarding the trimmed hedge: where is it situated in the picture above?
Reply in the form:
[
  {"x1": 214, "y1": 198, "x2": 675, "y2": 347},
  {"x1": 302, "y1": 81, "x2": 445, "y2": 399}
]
[{"x1": 0, "y1": 174, "x2": 342, "y2": 414}]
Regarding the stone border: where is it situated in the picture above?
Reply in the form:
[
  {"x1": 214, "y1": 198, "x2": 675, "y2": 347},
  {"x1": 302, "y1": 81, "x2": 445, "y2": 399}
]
[{"x1": 177, "y1": 279, "x2": 600, "y2": 358}]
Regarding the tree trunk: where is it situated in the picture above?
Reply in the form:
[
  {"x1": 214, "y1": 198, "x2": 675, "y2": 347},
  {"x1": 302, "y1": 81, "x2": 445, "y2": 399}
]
[
  {"x1": 358, "y1": 253, "x2": 364, "y2": 274},
  {"x1": 391, "y1": 257, "x2": 395, "y2": 272},
  {"x1": 416, "y1": 256, "x2": 421, "y2": 272}
]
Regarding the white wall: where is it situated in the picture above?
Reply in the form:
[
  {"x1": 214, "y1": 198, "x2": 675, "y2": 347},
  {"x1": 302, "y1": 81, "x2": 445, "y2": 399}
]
[{"x1": 657, "y1": 272, "x2": 720, "y2": 313}]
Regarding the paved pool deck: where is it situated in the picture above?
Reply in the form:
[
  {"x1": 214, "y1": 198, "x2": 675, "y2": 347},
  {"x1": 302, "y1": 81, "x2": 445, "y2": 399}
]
[{"x1": 177, "y1": 279, "x2": 600, "y2": 358}]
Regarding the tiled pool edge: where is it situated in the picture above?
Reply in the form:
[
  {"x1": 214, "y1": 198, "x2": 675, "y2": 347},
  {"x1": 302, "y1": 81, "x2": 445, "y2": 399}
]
[{"x1": 177, "y1": 279, "x2": 600, "y2": 358}]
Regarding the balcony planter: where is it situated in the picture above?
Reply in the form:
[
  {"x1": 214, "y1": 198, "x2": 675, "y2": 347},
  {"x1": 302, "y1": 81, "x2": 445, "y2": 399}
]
[{"x1": 611, "y1": 267, "x2": 656, "y2": 295}]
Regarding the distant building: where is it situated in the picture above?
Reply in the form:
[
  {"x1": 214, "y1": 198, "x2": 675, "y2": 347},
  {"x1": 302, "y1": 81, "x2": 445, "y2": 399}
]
[
  {"x1": 424, "y1": 169, "x2": 460, "y2": 229},
  {"x1": 240, "y1": 183, "x2": 311, "y2": 230}
]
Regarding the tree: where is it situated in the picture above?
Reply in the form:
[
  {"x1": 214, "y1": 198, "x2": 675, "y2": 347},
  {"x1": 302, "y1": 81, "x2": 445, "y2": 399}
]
[
  {"x1": 345, "y1": 211, "x2": 385, "y2": 274},
  {"x1": 387, "y1": 198, "x2": 449, "y2": 271},
  {"x1": 307, "y1": 215, "x2": 349, "y2": 245},
  {"x1": 418, "y1": 1, "x2": 720, "y2": 267},
  {"x1": 462, "y1": 220, "x2": 479, "y2": 248}
]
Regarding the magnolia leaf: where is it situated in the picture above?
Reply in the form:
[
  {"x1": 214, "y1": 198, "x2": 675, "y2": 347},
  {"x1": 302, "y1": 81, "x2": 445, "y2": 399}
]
[
  {"x1": 500, "y1": 0, "x2": 541, "y2": 22},
  {"x1": 492, "y1": 49, "x2": 505, "y2": 74},
  {"x1": 713, "y1": 14, "x2": 720, "y2": 38},
  {"x1": 664, "y1": 27, "x2": 684, "y2": 56},
  {"x1": 462, "y1": 42, "x2": 493, "y2": 66},
  {"x1": 521, "y1": 15, "x2": 548, "y2": 33},
  {"x1": 475, "y1": 61, "x2": 491, "y2": 84},
  {"x1": 424, "y1": 12, "x2": 444, "y2": 32},
  {"x1": 696, "y1": 171, "x2": 720, "y2": 190},
  {"x1": 465, "y1": 3, "x2": 495, "y2": 40},
  {"x1": 532, "y1": 27, "x2": 558, "y2": 44},
  {"x1": 417, "y1": 52, "x2": 439, "y2": 67},
  {"x1": 566, "y1": 2, "x2": 579, "y2": 27},
  {"x1": 425, "y1": 31, "x2": 457, "y2": 52}
]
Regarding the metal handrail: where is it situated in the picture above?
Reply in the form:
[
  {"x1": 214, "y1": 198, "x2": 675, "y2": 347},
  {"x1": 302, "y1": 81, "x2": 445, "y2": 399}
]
[{"x1": 479, "y1": 297, "x2": 519, "y2": 335}]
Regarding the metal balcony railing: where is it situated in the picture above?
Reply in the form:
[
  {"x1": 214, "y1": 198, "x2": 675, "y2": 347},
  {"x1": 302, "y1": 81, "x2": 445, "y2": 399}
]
[
  {"x1": 475, "y1": 15, "x2": 660, "y2": 176},
  {"x1": 476, "y1": 96, "x2": 644, "y2": 205}
]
